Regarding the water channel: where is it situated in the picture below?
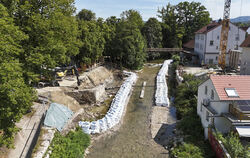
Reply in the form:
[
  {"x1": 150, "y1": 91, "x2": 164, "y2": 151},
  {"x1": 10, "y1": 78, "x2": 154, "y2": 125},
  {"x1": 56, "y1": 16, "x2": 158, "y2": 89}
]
[{"x1": 87, "y1": 65, "x2": 175, "y2": 158}]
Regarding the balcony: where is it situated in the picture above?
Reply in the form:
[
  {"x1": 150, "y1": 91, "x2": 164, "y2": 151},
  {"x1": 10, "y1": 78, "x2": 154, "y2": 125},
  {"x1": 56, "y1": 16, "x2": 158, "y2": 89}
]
[{"x1": 223, "y1": 101, "x2": 250, "y2": 125}]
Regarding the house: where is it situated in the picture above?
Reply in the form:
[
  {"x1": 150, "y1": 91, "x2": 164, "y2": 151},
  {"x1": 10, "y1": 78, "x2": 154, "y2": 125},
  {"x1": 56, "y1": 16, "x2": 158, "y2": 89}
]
[
  {"x1": 197, "y1": 75, "x2": 250, "y2": 139},
  {"x1": 240, "y1": 35, "x2": 250, "y2": 75},
  {"x1": 194, "y1": 22, "x2": 246, "y2": 65}
]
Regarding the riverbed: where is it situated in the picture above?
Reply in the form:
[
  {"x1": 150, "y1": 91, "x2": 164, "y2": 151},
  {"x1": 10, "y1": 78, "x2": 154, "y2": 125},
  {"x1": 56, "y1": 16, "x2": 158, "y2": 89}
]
[{"x1": 86, "y1": 65, "x2": 171, "y2": 158}]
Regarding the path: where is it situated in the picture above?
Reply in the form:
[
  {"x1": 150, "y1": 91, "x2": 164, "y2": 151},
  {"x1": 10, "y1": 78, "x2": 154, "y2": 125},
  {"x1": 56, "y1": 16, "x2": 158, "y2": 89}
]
[{"x1": 87, "y1": 65, "x2": 168, "y2": 158}]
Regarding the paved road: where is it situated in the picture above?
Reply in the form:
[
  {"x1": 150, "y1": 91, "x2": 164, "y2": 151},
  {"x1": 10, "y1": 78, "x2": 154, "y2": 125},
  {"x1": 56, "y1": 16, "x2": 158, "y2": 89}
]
[{"x1": 87, "y1": 66, "x2": 169, "y2": 158}]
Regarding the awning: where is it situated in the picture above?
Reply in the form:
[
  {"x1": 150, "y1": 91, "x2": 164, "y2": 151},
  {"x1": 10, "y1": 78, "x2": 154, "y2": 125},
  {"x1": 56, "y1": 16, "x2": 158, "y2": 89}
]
[{"x1": 235, "y1": 126, "x2": 250, "y2": 137}]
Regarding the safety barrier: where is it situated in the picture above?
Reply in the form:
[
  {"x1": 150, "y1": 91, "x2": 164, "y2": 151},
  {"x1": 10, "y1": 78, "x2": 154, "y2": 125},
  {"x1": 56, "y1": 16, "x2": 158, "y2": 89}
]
[
  {"x1": 79, "y1": 71, "x2": 137, "y2": 134},
  {"x1": 155, "y1": 60, "x2": 173, "y2": 106}
]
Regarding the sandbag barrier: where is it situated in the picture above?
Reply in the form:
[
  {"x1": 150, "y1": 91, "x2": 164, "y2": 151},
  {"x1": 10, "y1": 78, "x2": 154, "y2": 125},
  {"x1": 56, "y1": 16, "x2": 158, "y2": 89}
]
[
  {"x1": 155, "y1": 60, "x2": 173, "y2": 106},
  {"x1": 79, "y1": 71, "x2": 137, "y2": 134}
]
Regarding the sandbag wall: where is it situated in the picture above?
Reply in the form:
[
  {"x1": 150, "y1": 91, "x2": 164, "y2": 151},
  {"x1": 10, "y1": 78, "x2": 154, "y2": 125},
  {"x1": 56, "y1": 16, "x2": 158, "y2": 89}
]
[
  {"x1": 79, "y1": 71, "x2": 137, "y2": 134},
  {"x1": 155, "y1": 60, "x2": 173, "y2": 106}
]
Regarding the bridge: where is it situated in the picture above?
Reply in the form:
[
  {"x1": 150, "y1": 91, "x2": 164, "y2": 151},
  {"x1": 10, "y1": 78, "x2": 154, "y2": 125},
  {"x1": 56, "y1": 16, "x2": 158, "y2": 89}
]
[{"x1": 146, "y1": 48, "x2": 197, "y2": 56}]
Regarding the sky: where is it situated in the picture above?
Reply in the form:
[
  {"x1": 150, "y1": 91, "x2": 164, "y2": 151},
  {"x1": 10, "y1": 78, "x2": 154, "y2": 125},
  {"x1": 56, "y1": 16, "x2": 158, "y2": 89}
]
[{"x1": 74, "y1": 0, "x2": 250, "y2": 21}]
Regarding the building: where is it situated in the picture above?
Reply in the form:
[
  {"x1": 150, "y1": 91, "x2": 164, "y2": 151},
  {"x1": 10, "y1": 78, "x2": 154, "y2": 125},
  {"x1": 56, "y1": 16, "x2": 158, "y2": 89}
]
[
  {"x1": 240, "y1": 35, "x2": 250, "y2": 75},
  {"x1": 194, "y1": 22, "x2": 246, "y2": 65},
  {"x1": 197, "y1": 75, "x2": 250, "y2": 139}
]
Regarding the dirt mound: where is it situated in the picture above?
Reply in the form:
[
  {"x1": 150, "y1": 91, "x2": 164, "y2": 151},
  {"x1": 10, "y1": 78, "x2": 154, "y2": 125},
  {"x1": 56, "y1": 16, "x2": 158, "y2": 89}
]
[{"x1": 79, "y1": 66, "x2": 113, "y2": 89}]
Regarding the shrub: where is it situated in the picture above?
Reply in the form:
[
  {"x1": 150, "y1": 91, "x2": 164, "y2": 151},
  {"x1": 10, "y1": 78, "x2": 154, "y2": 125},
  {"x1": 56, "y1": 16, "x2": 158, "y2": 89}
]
[
  {"x1": 171, "y1": 143, "x2": 203, "y2": 158},
  {"x1": 50, "y1": 127, "x2": 90, "y2": 158}
]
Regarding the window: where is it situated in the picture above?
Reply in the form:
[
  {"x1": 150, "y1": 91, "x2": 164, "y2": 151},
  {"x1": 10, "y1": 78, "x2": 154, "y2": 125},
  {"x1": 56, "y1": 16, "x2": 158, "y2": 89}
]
[
  {"x1": 216, "y1": 46, "x2": 219, "y2": 50},
  {"x1": 200, "y1": 103, "x2": 203, "y2": 112},
  {"x1": 236, "y1": 34, "x2": 239, "y2": 41},
  {"x1": 211, "y1": 90, "x2": 214, "y2": 100},
  {"x1": 217, "y1": 35, "x2": 220, "y2": 40},
  {"x1": 197, "y1": 34, "x2": 200, "y2": 40},
  {"x1": 225, "y1": 88, "x2": 239, "y2": 97},
  {"x1": 210, "y1": 40, "x2": 214, "y2": 46},
  {"x1": 205, "y1": 86, "x2": 207, "y2": 95},
  {"x1": 201, "y1": 35, "x2": 204, "y2": 40},
  {"x1": 216, "y1": 56, "x2": 218, "y2": 61},
  {"x1": 206, "y1": 111, "x2": 209, "y2": 122}
]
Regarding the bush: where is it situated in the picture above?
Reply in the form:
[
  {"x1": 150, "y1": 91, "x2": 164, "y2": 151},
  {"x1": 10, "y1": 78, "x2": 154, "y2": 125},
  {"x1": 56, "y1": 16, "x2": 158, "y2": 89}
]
[
  {"x1": 171, "y1": 143, "x2": 203, "y2": 158},
  {"x1": 50, "y1": 127, "x2": 90, "y2": 158}
]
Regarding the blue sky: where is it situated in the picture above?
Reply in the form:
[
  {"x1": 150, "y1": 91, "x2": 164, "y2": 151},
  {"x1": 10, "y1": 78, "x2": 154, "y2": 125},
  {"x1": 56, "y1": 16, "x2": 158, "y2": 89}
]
[{"x1": 75, "y1": 0, "x2": 250, "y2": 21}]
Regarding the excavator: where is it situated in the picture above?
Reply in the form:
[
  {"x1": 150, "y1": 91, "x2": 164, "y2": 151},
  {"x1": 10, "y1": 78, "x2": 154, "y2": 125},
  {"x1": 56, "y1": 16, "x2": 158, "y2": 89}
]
[{"x1": 218, "y1": 0, "x2": 231, "y2": 72}]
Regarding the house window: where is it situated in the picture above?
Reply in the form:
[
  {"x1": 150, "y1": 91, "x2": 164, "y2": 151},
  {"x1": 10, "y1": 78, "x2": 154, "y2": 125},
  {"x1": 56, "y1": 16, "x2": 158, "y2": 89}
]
[
  {"x1": 205, "y1": 86, "x2": 207, "y2": 95},
  {"x1": 211, "y1": 90, "x2": 214, "y2": 100},
  {"x1": 216, "y1": 46, "x2": 219, "y2": 50},
  {"x1": 201, "y1": 35, "x2": 204, "y2": 40},
  {"x1": 197, "y1": 34, "x2": 200, "y2": 40},
  {"x1": 200, "y1": 103, "x2": 203, "y2": 112},
  {"x1": 217, "y1": 35, "x2": 219, "y2": 40},
  {"x1": 210, "y1": 40, "x2": 214, "y2": 46},
  {"x1": 216, "y1": 56, "x2": 218, "y2": 61},
  {"x1": 206, "y1": 111, "x2": 209, "y2": 122},
  {"x1": 236, "y1": 34, "x2": 239, "y2": 41}
]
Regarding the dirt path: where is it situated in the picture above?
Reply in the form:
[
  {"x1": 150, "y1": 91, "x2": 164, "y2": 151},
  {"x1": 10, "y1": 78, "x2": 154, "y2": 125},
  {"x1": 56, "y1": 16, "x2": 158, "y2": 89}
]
[{"x1": 86, "y1": 65, "x2": 169, "y2": 158}]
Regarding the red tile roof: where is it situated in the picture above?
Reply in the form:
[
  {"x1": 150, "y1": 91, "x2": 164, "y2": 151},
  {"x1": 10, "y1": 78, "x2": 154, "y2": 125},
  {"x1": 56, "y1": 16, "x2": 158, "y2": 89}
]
[
  {"x1": 240, "y1": 35, "x2": 250, "y2": 48},
  {"x1": 210, "y1": 75, "x2": 250, "y2": 101},
  {"x1": 183, "y1": 39, "x2": 195, "y2": 49},
  {"x1": 195, "y1": 22, "x2": 220, "y2": 34}
]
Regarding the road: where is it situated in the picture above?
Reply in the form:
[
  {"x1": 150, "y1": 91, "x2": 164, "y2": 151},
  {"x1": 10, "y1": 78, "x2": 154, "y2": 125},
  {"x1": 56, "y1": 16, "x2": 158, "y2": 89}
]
[{"x1": 86, "y1": 65, "x2": 169, "y2": 158}]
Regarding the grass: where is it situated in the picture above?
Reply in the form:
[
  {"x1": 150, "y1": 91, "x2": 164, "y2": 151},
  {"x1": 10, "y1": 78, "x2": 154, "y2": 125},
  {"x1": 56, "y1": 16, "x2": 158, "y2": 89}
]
[
  {"x1": 147, "y1": 59, "x2": 165, "y2": 64},
  {"x1": 49, "y1": 127, "x2": 90, "y2": 158}
]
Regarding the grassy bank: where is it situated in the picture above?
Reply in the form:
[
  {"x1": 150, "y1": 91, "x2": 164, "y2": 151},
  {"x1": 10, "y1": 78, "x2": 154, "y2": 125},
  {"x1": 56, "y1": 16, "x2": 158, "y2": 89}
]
[{"x1": 48, "y1": 127, "x2": 90, "y2": 158}]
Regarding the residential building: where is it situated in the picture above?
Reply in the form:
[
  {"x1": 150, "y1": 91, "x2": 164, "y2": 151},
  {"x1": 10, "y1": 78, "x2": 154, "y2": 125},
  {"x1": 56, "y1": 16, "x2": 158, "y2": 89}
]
[
  {"x1": 240, "y1": 35, "x2": 250, "y2": 75},
  {"x1": 194, "y1": 22, "x2": 246, "y2": 65},
  {"x1": 197, "y1": 75, "x2": 250, "y2": 139}
]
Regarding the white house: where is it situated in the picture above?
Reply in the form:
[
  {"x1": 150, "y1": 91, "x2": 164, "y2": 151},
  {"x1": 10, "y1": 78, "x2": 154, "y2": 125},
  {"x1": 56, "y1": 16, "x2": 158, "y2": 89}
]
[
  {"x1": 240, "y1": 35, "x2": 250, "y2": 75},
  {"x1": 197, "y1": 75, "x2": 250, "y2": 139},
  {"x1": 194, "y1": 22, "x2": 246, "y2": 65}
]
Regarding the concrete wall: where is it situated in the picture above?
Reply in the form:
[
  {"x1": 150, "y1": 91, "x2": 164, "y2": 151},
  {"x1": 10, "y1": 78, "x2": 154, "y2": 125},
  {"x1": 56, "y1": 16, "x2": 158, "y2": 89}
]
[
  {"x1": 195, "y1": 23, "x2": 246, "y2": 65},
  {"x1": 240, "y1": 47, "x2": 250, "y2": 75}
]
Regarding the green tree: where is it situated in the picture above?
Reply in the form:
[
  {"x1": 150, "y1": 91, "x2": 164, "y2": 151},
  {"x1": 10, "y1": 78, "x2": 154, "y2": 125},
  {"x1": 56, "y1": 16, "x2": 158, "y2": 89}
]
[
  {"x1": 142, "y1": 17, "x2": 162, "y2": 48},
  {"x1": 0, "y1": 4, "x2": 36, "y2": 147},
  {"x1": 158, "y1": 2, "x2": 210, "y2": 47},
  {"x1": 78, "y1": 20, "x2": 105, "y2": 65},
  {"x1": 175, "y1": 1, "x2": 211, "y2": 43},
  {"x1": 120, "y1": 9, "x2": 144, "y2": 30},
  {"x1": 13, "y1": 0, "x2": 81, "y2": 83},
  {"x1": 76, "y1": 9, "x2": 96, "y2": 21},
  {"x1": 112, "y1": 21, "x2": 146, "y2": 69},
  {"x1": 158, "y1": 3, "x2": 184, "y2": 48}
]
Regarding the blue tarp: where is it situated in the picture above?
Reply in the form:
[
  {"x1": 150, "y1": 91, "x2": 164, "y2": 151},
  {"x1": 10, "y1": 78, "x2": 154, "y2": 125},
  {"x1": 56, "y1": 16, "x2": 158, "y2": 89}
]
[{"x1": 44, "y1": 103, "x2": 74, "y2": 131}]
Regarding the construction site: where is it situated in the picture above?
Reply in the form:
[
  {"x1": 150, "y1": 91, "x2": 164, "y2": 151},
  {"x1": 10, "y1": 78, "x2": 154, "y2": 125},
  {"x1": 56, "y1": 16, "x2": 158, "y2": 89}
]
[{"x1": 1, "y1": 0, "x2": 250, "y2": 158}]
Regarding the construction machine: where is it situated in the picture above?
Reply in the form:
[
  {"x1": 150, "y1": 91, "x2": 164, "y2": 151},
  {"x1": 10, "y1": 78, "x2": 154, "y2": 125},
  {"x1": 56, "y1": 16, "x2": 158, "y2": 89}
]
[{"x1": 218, "y1": 0, "x2": 232, "y2": 71}]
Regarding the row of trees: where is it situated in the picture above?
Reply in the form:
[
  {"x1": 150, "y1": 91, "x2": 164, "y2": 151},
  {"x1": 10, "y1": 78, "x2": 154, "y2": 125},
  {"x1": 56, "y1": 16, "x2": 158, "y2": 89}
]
[{"x1": 0, "y1": 0, "x2": 211, "y2": 147}]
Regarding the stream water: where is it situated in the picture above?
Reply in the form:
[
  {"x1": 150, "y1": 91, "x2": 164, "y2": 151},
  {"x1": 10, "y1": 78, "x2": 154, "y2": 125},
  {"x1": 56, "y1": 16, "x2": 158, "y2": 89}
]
[{"x1": 87, "y1": 66, "x2": 175, "y2": 158}]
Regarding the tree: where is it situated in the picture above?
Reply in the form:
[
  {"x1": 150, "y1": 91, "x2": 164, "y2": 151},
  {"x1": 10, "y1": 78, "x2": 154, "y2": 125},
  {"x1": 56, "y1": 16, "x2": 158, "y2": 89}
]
[
  {"x1": 13, "y1": 0, "x2": 81, "y2": 83},
  {"x1": 112, "y1": 21, "x2": 146, "y2": 69},
  {"x1": 175, "y1": 2, "x2": 211, "y2": 43},
  {"x1": 77, "y1": 9, "x2": 96, "y2": 21},
  {"x1": 78, "y1": 20, "x2": 105, "y2": 65},
  {"x1": 158, "y1": 3, "x2": 184, "y2": 48},
  {"x1": 158, "y1": 2, "x2": 210, "y2": 47},
  {"x1": 0, "y1": 4, "x2": 36, "y2": 147},
  {"x1": 120, "y1": 9, "x2": 144, "y2": 30},
  {"x1": 142, "y1": 18, "x2": 162, "y2": 48}
]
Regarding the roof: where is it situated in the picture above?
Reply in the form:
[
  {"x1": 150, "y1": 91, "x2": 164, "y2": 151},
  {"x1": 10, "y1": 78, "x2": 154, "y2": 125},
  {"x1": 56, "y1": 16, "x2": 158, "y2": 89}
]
[
  {"x1": 210, "y1": 75, "x2": 250, "y2": 101},
  {"x1": 195, "y1": 22, "x2": 220, "y2": 34},
  {"x1": 240, "y1": 35, "x2": 250, "y2": 48},
  {"x1": 183, "y1": 39, "x2": 195, "y2": 49}
]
